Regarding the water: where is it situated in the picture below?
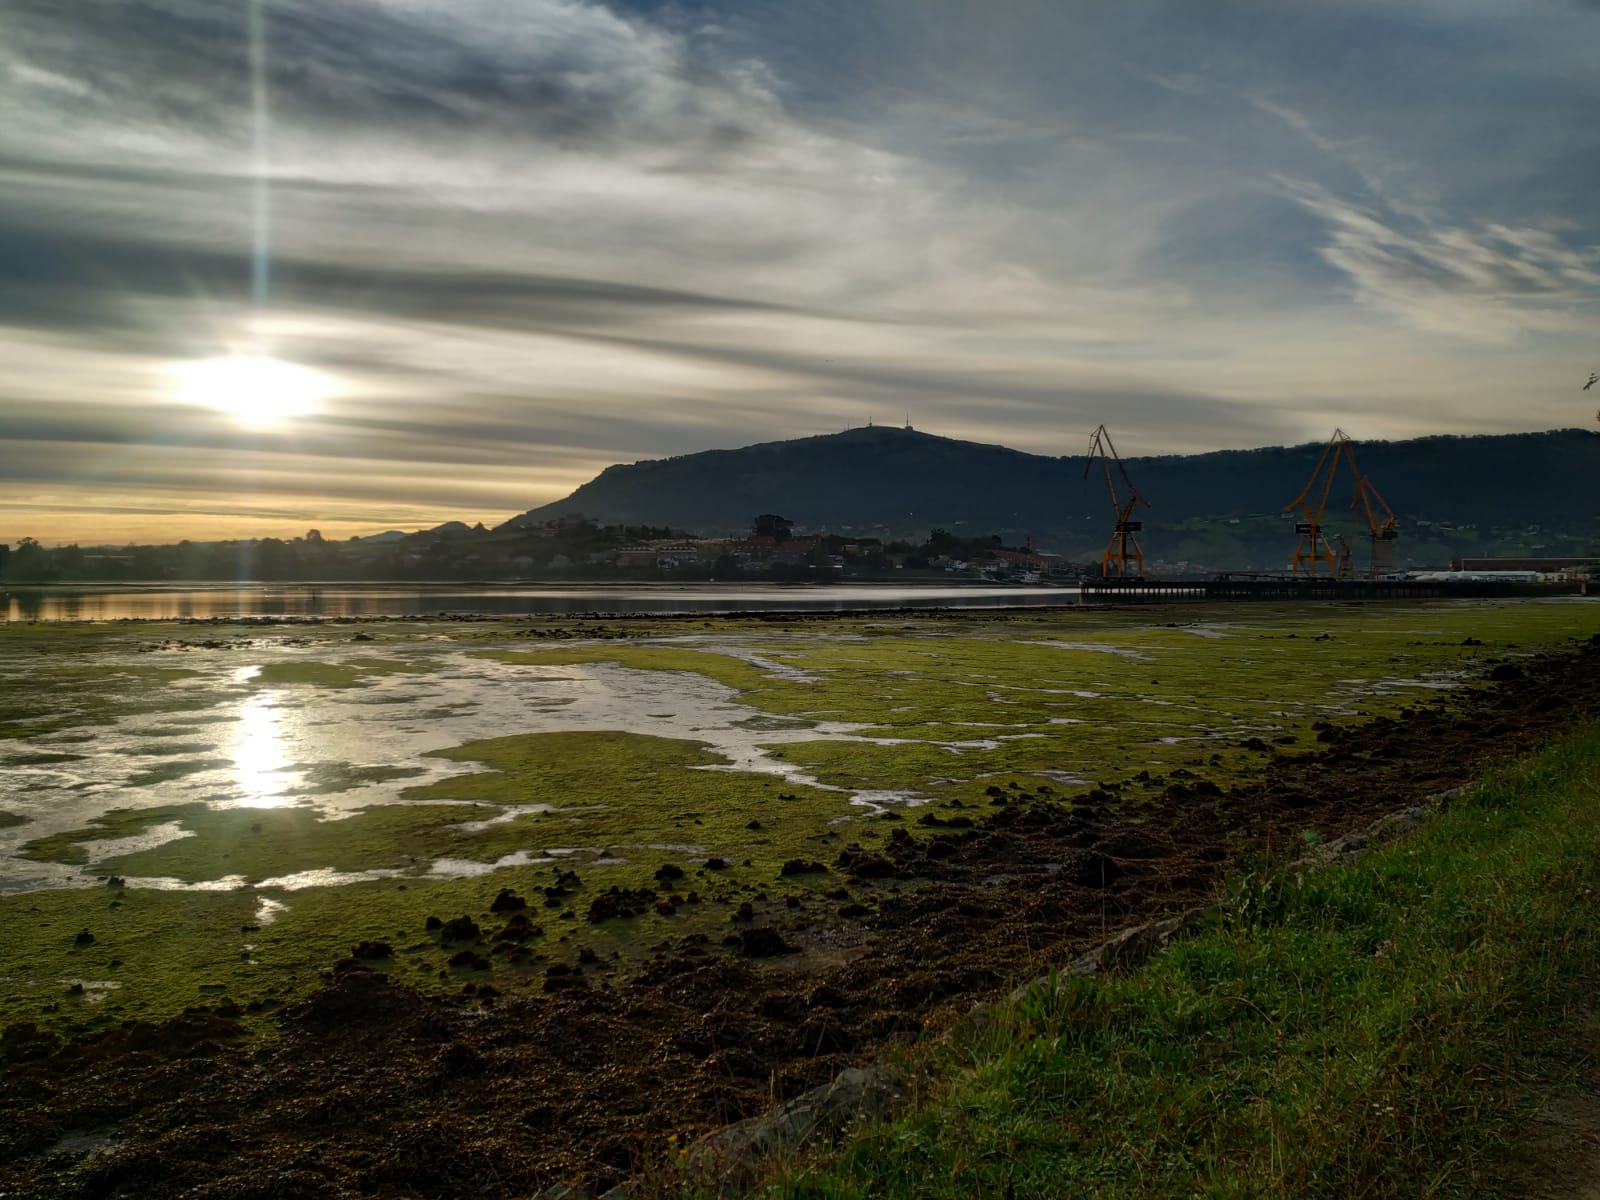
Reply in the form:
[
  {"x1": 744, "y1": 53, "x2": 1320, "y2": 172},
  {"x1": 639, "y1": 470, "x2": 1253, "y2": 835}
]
[
  {"x1": 2, "y1": 583, "x2": 1080, "y2": 623},
  {"x1": 0, "y1": 637, "x2": 932, "y2": 892}
]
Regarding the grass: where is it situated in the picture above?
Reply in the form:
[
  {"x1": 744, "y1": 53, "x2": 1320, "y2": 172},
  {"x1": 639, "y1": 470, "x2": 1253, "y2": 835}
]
[
  {"x1": 490, "y1": 600, "x2": 1600, "y2": 795},
  {"x1": 763, "y1": 719, "x2": 1600, "y2": 1200}
]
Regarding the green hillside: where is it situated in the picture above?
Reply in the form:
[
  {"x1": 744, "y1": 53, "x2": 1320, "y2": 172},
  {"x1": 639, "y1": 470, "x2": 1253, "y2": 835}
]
[{"x1": 503, "y1": 426, "x2": 1600, "y2": 572}]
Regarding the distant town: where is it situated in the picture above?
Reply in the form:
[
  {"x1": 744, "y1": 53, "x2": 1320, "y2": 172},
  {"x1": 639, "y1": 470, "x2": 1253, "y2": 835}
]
[
  {"x1": 0, "y1": 515, "x2": 1074, "y2": 586},
  {"x1": 1, "y1": 511, "x2": 1594, "y2": 587}
]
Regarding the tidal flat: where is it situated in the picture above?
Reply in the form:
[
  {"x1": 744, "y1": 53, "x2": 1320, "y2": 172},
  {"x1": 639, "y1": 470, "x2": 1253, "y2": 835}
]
[{"x1": 3, "y1": 599, "x2": 1599, "y2": 1038}]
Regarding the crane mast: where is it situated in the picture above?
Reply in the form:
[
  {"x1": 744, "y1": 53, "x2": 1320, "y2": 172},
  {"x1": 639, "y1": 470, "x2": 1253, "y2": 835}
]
[
  {"x1": 1333, "y1": 436, "x2": 1402, "y2": 578},
  {"x1": 1284, "y1": 429, "x2": 1402, "y2": 579},
  {"x1": 1348, "y1": 466, "x2": 1401, "y2": 579},
  {"x1": 1284, "y1": 428, "x2": 1358, "y2": 578},
  {"x1": 1084, "y1": 424, "x2": 1151, "y2": 579}
]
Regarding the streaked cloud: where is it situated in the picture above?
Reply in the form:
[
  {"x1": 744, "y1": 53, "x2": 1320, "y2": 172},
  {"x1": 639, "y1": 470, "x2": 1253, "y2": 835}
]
[{"x1": 0, "y1": 0, "x2": 1596, "y2": 543}]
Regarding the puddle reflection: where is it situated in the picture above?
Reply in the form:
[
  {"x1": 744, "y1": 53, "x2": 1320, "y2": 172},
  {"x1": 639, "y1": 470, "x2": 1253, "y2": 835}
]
[{"x1": 232, "y1": 690, "x2": 294, "y2": 807}]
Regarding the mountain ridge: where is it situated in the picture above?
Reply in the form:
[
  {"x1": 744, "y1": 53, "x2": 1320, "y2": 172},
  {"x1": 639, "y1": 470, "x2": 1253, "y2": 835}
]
[{"x1": 502, "y1": 425, "x2": 1600, "y2": 569}]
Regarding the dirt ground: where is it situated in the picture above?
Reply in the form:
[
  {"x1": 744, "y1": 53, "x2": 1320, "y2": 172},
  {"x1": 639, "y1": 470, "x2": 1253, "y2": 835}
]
[{"x1": 3, "y1": 633, "x2": 1598, "y2": 1199}]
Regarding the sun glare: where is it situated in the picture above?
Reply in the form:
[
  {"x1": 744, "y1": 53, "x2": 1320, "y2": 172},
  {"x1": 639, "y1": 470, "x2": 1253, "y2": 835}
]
[{"x1": 177, "y1": 354, "x2": 330, "y2": 427}]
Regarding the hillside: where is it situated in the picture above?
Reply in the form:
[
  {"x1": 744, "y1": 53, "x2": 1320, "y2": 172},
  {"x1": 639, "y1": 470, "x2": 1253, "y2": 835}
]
[{"x1": 502, "y1": 426, "x2": 1600, "y2": 571}]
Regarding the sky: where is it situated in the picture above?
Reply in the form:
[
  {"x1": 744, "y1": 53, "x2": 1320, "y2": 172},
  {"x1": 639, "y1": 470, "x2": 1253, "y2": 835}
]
[{"x1": 2, "y1": 0, "x2": 1598, "y2": 545}]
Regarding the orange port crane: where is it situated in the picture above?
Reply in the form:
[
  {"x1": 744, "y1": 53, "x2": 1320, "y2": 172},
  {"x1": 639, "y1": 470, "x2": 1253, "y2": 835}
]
[
  {"x1": 1348, "y1": 462, "x2": 1401, "y2": 579},
  {"x1": 1284, "y1": 428, "x2": 1359, "y2": 578},
  {"x1": 1284, "y1": 429, "x2": 1402, "y2": 578},
  {"x1": 1084, "y1": 424, "x2": 1150, "y2": 579}
]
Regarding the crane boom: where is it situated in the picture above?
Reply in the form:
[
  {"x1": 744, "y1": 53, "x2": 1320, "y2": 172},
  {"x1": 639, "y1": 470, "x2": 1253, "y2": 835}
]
[
  {"x1": 1084, "y1": 424, "x2": 1151, "y2": 579},
  {"x1": 1284, "y1": 428, "x2": 1358, "y2": 578},
  {"x1": 1338, "y1": 437, "x2": 1401, "y2": 577},
  {"x1": 1350, "y1": 473, "x2": 1400, "y2": 577},
  {"x1": 1284, "y1": 429, "x2": 1402, "y2": 578}
]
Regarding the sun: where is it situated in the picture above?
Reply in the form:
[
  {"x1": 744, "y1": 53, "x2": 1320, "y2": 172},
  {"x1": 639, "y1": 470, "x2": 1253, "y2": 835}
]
[{"x1": 176, "y1": 354, "x2": 330, "y2": 427}]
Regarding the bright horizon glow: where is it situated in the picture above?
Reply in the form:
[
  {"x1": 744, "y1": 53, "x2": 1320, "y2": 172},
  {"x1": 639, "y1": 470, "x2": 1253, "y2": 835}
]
[{"x1": 175, "y1": 355, "x2": 331, "y2": 428}]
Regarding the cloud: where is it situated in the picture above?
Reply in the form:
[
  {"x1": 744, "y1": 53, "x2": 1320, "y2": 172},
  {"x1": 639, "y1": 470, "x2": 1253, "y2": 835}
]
[
  {"x1": 1, "y1": 0, "x2": 1598, "y2": 543},
  {"x1": 1290, "y1": 183, "x2": 1600, "y2": 340}
]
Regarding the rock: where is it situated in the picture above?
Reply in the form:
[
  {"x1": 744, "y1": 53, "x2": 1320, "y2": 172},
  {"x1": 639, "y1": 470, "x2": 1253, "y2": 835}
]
[
  {"x1": 350, "y1": 941, "x2": 393, "y2": 960},
  {"x1": 492, "y1": 914, "x2": 539, "y2": 943},
  {"x1": 489, "y1": 888, "x2": 527, "y2": 913},
  {"x1": 734, "y1": 927, "x2": 795, "y2": 958},
  {"x1": 834, "y1": 847, "x2": 895, "y2": 879},
  {"x1": 439, "y1": 916, "x2": 481, "y2": 942},
  {"x1": 424, "y1": 915, "x2": 443, "y2": 931},
  {"x1": 687, "y1": 1067, "x2": 909, "y2": 1189},
  {"x1": 586, "y1": 886, "x2": 659, "y2": 922},
  {"x1": 1043, "y1": 906, "x2": 1210, "y2": 986},
  {"x1": 653, "y1": 864, "x2": 686, "y2": 883},
  {"x1": 779, "y1": 859, "x2": 828, "y2": 877},
  {"x1": 447, "y1": 950, "x2": 490, "y2": 970}
]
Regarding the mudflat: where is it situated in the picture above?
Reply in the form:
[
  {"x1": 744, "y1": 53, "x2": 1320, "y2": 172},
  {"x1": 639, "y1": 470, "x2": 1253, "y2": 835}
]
[{"x1": 2, "y1": 603, "x2": 1597, "y2": 1196}]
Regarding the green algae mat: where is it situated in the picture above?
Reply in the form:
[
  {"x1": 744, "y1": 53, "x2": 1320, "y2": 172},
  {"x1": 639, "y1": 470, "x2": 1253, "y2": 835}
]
[{"x1": 3, "y1": 599, "x2": 1598, "y2": 1037}]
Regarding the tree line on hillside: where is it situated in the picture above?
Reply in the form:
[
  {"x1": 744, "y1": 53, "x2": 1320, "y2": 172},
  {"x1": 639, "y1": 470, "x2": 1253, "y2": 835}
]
[{"x1": 0, "y1": 520, "x2": 1048, "y2": 585}]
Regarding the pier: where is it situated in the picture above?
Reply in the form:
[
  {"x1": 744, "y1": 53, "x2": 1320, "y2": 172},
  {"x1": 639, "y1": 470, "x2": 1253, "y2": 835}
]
[{"x1": 1078, "y1": 577, "x2": 1584, "y2": 603}]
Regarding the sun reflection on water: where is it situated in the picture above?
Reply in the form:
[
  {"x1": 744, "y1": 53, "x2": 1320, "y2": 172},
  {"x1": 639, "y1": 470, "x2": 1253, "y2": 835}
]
[{"x1": 233, "y1": 689, "x2": 292, "y2": 807}]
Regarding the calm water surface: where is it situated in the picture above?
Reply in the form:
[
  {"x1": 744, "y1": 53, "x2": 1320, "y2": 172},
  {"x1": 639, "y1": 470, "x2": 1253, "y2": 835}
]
[{"x1": 3, "y1": 582, "x2": 1080, "y2": 622}]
